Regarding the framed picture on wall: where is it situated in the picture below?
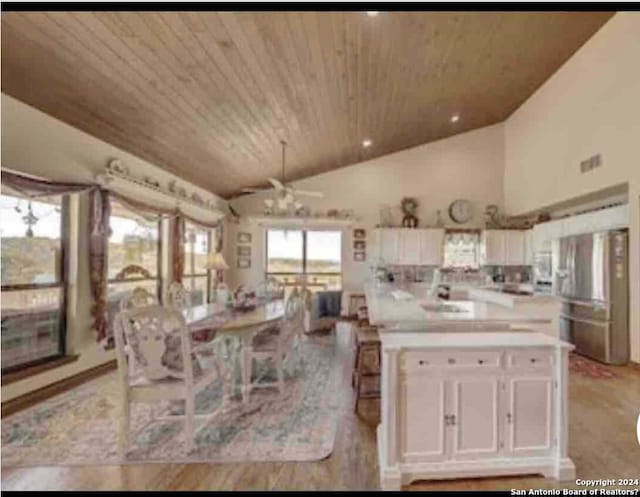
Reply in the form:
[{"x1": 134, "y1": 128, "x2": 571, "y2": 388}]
[
  {"x1": 237, "y1": 258, "x2": 251, "y2": 269},
  {"x1": 237, "y1": 246, "x2": 251, "y2": 257},
  {"x1": 353, "y1": 229, "x2": 366, "y2": 239},
  {"x1": 237, "y1": 232, "x2": 252, "y2": 244},
  {"x1": 354, "y1": 251, "x2": 366, "y2": 262},
  {"x1": 353, "y1": 240, "x2": 366, "y2": 251}
]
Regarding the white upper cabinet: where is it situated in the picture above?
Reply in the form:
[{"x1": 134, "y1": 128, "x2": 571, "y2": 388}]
[
  {"x1": 419, "y1": 229, "x2": 445, "y2": 265},
  {"x1": 481, "y1": 230, "x2": 527, "y2": 266},
  {"x1": 505, "y1": 231, "x2": 527, "y2": 265},
  {"x1": 377, "y1": 229, "x2": 400, "y2": 264},
  {"x1": 398, "y1": 229, "x2": 422, "y2": 265},
  {"x1": 376, "y1": 228, "x2": 444, "y2": 266},
  {"x1": 531, "y1": 204, "x2": 629, "y2": 255},
  {"x1": 525, "y1": 230, "x2": 534, "y2": 265},
  {"x1": 481, "y1": 230, "x2": 506, "y2": 265}
]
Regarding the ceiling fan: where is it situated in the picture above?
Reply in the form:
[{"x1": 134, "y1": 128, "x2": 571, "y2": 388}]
[{"x1": 241, "y1": 140, "x2": 324, "y2": 210}]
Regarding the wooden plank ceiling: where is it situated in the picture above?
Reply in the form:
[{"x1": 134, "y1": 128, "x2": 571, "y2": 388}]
[{"x1": 1, "y1": 11, "x2": 613, "y2": 198}]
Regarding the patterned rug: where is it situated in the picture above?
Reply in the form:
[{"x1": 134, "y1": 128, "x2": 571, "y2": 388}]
[
  {"x1": 2, "y1": 334, "x2": 340, "y2": 467},
  {"x1": 569, "y1": 352, "x2": 620, "y2": 379}
]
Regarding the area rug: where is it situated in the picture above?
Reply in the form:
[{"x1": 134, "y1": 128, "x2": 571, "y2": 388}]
[
  {"x1": 1, "y1": 334, "x2": 340, "y2": 467},
  {"x1": 569, "y1": 352, "x2": 620, "y2": 379}
]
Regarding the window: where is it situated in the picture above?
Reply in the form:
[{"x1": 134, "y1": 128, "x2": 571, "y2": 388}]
[
  {"x1": 1, "y1": 193, "x2": 67, "y2": 372},
  {"x1": 266, "y1": 229, "x2": 342, "y2": 292},
  {"x1": 183, "y1": 222, "x2": 211, "y2": 306},
  {"x1": 107, "y1": 200, "x2": 161, "y2": 325},
  {"x1": 443, "y1": 231, "x2": 480, "y2": 269}
]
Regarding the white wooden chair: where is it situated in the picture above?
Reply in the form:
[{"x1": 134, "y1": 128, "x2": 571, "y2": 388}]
[
  {"x1": 116, "y1": 287, "x2": 160, "y2": 378},
  {"x1": 113, "y1": 305, "x2": 224, "y2": 458},
  {"x1": 247, "y1": 288, "x2": 305, "y2": 396},
  {"x1": 255, "y1": 277, "x2": 285, "y2": 301},
  {"x1": 165, "y1": 281, "x2": 191, "y2": 310},
  {"x1": 119, "y1": 287, "x2": 158, "y2": 311}
]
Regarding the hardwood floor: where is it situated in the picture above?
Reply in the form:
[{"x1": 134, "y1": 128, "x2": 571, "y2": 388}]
[{"x1": 2, "y1": 323, "x2": 639, "y2": 491}]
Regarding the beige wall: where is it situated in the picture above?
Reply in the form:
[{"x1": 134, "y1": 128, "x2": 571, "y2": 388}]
[
  {"x1": 503, "y1": 12, "x2": 640, "y2": 362},
  {"x1": 228, "y1": 123, "x2": 505, "y2": 291},
  {"x1": 1, "y1": 94, "x2": 224, "y2": 401}
]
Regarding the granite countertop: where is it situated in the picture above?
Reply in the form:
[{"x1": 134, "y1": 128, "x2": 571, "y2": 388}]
[
  {"x1": 365, "y1": 283, "x2": 552, "y2": 330},
  {"x1": 469, "y1": 287, "x2": 559, "y2": 307}
]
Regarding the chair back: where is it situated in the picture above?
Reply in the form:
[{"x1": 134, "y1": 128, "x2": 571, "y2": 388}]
[
  {"x1": 256, "y1": 277, "x2": 286, "y2": 301},
  {"x1": 166, "y1": 281, "x2": 191, "y2": 310},
  {"x1": 120, "y1": 287, "x2": 158, "y2": 311},
  {"x1": 280, "y1": 288, "x2": 304, "y2": 348},
  {"x1": 114, "y1": 305, "x2": 193, "y2": 382}
]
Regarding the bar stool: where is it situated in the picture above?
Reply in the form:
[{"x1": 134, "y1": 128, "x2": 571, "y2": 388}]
[
  {"x1": 347, "y1": 292, "x2": 366, "y2": 319},
  {"x1": 352, "y1": 324, "x2": 381, "y2": 414}
]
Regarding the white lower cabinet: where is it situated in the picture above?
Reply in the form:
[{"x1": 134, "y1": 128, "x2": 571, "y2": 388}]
[
  {"x1": 505, "y1": 375, "x2": 554, "y2": 457},
  {"x1": 379, "y1": 344, "x2": 575, "y2": 490},
  {"x1": 400, "y1": 375, "x2": 447, "y2": 462},
  {"x1": 398, "y1": 352, "x2": 555, "y2": 466},
  {"x1": 450, "y1": 375, "x2": 502, "y2": 460}
]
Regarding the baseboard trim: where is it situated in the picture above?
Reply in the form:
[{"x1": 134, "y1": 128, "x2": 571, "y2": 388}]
[{"x1": 1, "y1": 359, "x2": 117, "y2": 417}]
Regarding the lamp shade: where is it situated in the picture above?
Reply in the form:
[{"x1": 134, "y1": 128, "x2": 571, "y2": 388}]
[{"x1": 204, "y1": 251, "x2": 229, "y2": 271}]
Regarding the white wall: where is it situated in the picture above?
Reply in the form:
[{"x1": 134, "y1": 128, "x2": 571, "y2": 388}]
[
  {"x1": 1, "y1": 94, "x2": 225, "y2": 401},
  {"x1": 228, "y1": 123, "x2": 505, "y2": 291},
  {"x1": 503, "y1": 12, "x2": 640, "y2": 362}
]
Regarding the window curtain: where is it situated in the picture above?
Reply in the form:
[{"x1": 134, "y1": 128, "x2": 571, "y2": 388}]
[
  {"x1": 1, "y1": 169, "x2": 94, "y2": 197},
  {"x1": 89, "y1": 188, "x2": 112, "y2": 347},
  {"x1": 172, "y1": 215, "x2": 186, "y2": 283}
]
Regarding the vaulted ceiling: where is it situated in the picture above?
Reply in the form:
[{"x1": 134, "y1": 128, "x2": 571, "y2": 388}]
[{"x1": 1, "y1": 11, "x2": 613, "y2": 198}]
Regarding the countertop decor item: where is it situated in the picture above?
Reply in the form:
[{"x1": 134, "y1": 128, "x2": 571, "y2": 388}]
[
  {"x1": 448, "y1": 198, "x2": 473, "y2": 224},
  {"x1": 400, "y1": 197, "x2": 419, "y2": 228}
]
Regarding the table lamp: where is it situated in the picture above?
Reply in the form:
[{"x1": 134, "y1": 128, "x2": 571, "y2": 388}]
[{"x1": 204, "y1": 251, "x2": 229, "y2": 302}]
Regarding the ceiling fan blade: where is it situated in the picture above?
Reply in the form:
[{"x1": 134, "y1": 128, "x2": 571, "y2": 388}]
[
  {"x1": 268, "y1": 178, "x2": 285, "y2": 190},
  {"x1": 291, "y1": 189, "x2": 325, "y2": 198}
]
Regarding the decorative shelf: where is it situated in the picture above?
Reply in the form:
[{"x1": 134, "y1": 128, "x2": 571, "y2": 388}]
[
  {"x1": 246, "y1": 215, "x2": 356, "y2": 227},
  {"x1": 97, "y1": 167, "x2": 225, "y2": 219}
]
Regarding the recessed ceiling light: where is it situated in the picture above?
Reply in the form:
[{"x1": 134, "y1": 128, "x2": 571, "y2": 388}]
[
  {"x1": 366, "y1": 11, "x2": 380, "y2": 17},
  {"x1": 450, "y1": 114, "x2": 460, "y2": 123},
  {"x1": 362, "y1": 139, "x2": 372, "y2": 148}
]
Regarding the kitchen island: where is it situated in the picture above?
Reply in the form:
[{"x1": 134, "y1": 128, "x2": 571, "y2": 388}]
[{"x1": 366, "y1": 284, "x2": 575, "y2": 490}]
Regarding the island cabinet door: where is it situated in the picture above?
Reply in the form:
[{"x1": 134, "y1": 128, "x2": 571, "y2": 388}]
[
  {"x1": 504, "y1": 376, "x2": 554, "y2": 457},
  {"x1": 399, "y1": 375, "x2": 448, "y2": 463},
  {"x1": 448, "y1": 375, "x2": 502, "y2": 460}
]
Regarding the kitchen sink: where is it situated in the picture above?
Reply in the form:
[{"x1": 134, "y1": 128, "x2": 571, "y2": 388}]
[{"x1": 421, "y1": 303, "x2": 468, "y2": 313}]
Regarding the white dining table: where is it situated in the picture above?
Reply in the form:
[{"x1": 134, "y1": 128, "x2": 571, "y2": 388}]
[{"x1": 182, "y1": 299, "x2": 285, "y2": 403}]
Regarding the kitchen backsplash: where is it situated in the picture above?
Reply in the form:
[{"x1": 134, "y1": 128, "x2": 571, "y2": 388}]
[{"x1": 384, "y1": 265, "x2": 532, "y2": 285}]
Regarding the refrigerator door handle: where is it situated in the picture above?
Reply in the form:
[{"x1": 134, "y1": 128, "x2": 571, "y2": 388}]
[
  {"x1": 559, "y1": 313, "x2": 610, "y2": 327},
  {"x1": 560, "y1": 298, "x2": 610, "y2": 309}
]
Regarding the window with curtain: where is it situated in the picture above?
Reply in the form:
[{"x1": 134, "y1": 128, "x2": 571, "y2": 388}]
[
  {"x1": 442, "y1": 231, "x2": 481, "y2": 269},
  {"x1": 183, "y1": 221, "x2": 211, "y2": 306},
  {"x1": 107, "y1": 199, "x2": 161, "y2": 323},
  {"x1": 1, "y1": 192, "x2": 68, "y2": 371},
  {"x1": 266, "y1": 229, "x2": 342, "y2": 292}
]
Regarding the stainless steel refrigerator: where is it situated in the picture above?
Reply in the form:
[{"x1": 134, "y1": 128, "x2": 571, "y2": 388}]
[{"x1": 552, "y1": 229, "x2": 629, "y2": 365}]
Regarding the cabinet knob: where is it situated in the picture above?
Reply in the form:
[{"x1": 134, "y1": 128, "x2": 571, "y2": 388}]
[
  {"x1": 530, "y1": 358, "x2": 537, "y2": 363},
  {"x1": 418, "y1": 359, "x2": 429, "y2": 366},
  {"x1": 448, "y1": 358, "x2": 456, "y2": 364},
  {"x1": 506, "y1": 413, "x2": 512, "y2": 423},
  {"x1": 478, "y1": 359, "x2": 485, "y2": 364}
]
